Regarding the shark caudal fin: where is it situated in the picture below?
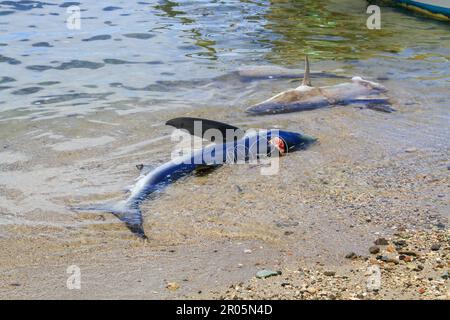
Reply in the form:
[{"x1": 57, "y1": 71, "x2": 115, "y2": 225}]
[
  {"x1": 302, "y1": 55, "x2": 312, "y2": 87},
  {"x1": 71, "y1": 201, "x2": 146, "y2": 239}
]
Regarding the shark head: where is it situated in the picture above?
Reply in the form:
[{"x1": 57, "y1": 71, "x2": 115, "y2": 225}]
[
  {"x1": 351, "y1": 76, "x2": 387, "y2": 93},
  {"x1": 266, "y1": 129, "x2": 317, "y2": 154}
]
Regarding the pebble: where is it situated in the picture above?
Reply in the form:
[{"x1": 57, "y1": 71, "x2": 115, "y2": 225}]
[
  {"x1": 405, "y1": 148, "x2": 417, "y2": 153},
  {"x1": 430, "y1": 244, "x2": 441, "y2": 251},
  {"x1": 369, "y1": 246, "x2": 380, "y2": 254},
  {"x1": 244, "y1": 249, "x2": 252, "y2": 254},
  {"x1": 386, "y1": 245, "x2": 396, "y2": 253},
  {"x1": 256, "y1": 270, "x2": 281, "y2": 279},
  {"x1": 393, "y1": 240, "x2": 407, "y2": 247},
  {"x1": 345, "y1": 252, "x2": 357, "y2": 259},
  {"x1": 379, "y1": 255, "x2": 399, "y2": 264},
  {"x1": 166, "y1": 282, "x2": 180, "y2": 291},
  {"x1": 374, "y1": 238, "x2": 389, "y2": 245},
  {"x1": 398, "y1": 251, "x2": 417, "y2": 257},
  {"x1": 399, "y1": 255, "x2": 413, "y2": 262},
  {"x1": 306, "y1": 287, "x2": 317, "y2": 294},
  {"x1": 323, "y1": 271, "x2": 336, "y2": 276},
  {"x1": 413, "y1": 264, "x2": 424, "y2": 272},
  {"x1": 436, "y1": 223, "x2": 445, "y2": 230}
]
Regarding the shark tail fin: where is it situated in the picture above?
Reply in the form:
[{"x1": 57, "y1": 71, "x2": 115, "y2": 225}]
[
  {"x1": 302, "y1": 55, "x2": 312, "y2": 87},
  {"x1": 70, "y1": 201, "x2": 147, "y2": 239}
]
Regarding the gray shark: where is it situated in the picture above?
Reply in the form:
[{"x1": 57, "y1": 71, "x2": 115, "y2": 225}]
[{"x1": 246, "y1": 56, "x2": 393, "y2": 115}]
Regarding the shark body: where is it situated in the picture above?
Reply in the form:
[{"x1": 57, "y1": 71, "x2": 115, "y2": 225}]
[{"x1": 246, "y1": 57, "x2": 391, "y2": 115}]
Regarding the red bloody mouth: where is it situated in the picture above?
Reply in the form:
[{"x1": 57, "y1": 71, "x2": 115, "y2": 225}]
[{"x1": 270, "y1": 137, "x2": 287, "y2": 154}]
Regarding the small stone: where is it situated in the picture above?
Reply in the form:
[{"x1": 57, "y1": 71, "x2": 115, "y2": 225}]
[
  {"x1": 379, "y1": 255, "x2": 399, "y2": 264},
  {"x1": 244, "y1": 249, "x2": 252, "y2": 254},
  {"x1": 345, "y1": 252, "x2": 357, "y2": 259},
  {"x1": 399, "y1": 251, "x2": 418, "y2": 257},
  {"x1": 436, "y1": 223, "x2": 445, "y2": 230},
  {"x1": 418, "y1": 288, "x2": 426, "y2": 294},
  {"x1": 323, "y1": 270, "x2": 336, "y2": 276},
  {"x1": 400, "y1": 255, "x2": 413, "y2": 262},
  {"x1": 413, "y1": 264, "x2": 424, "y2": 272},
  {"x1": 441, "y1": 271, "x2": 449, "y2": 280},
  {"x1": 405, "y1": 147, "x2": 417, "y2": 153},
  {"x1": 166, "y1": 282, "x2": 180, "y2": 291},
  {"x1": 307, "y1": 287, "x2": 317, "y2": 294},
  {"x1": 374, "y1": 238, "x2": 389, "y2": 245},
  {"x1": 394, "y1": 240, "x2": 407, "y2": 247},
  {"x1": 430, "y1": 244, "x2": 441, "y2": 251},
  {"x1": 369, "y1": 246, "x2": 380, "y2": 254},
  {"x1": 386, "y1": 245, "x2": 396, "y2": 253},
  {"x1": 256, "y1": 269, "x2": 281, "y2": 279}
]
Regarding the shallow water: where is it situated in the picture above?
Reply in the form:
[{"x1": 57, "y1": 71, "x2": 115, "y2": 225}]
[{"x1": 0, "y1": 0, "x2": 449, "y2": 230}]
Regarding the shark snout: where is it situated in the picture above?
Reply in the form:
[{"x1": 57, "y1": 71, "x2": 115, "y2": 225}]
[
  {"x1": 351, "y1": 76, "x2": 387, "y2": 92},
  {"x1": 246, "y1": 102, "x2": 283, "y2": 115}
]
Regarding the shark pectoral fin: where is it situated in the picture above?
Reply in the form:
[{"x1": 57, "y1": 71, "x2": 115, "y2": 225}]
[
  {"x1": 352, "y1": 95, "x2": 390, "y2": 104},
  {"x1": 350, "y1": 96, "x2": 395, "y2": 113},
  {"x1": 70, "y1": 201, "x2": 146, "y2": 239},
  {"x1": 366, "y1": 104, "x2": 397, "y2": 113}
]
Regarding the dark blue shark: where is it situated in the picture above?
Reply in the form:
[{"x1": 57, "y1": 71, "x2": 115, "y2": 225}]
[{"x1": 73, "y1": 118, "x2": 316, "y2": 238}]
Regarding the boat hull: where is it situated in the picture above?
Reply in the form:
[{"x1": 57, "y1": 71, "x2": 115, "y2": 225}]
[{"x1": 377, "y1": 0, "x2": 450, "y2": 20}]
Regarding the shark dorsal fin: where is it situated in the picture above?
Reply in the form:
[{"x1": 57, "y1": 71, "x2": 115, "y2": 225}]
[
  {"x1": 166, "y1": 117, "x2": 244, "y2": 142},
  {"x1": 302, "y1": 55, "x2": 312, "y2": 87}
]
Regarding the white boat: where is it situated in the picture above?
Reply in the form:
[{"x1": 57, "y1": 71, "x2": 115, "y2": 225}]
[{"x1": 377, "y1": 0, "x2": 450, "y2": 20}]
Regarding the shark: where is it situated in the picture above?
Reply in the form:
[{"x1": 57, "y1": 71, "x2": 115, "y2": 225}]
[
  {"x1": 72, "y1": 118, "x2": 316, "y2": 238},
  {"x1": 246, "y1": 56, "x2": 394, "y2": 115}
]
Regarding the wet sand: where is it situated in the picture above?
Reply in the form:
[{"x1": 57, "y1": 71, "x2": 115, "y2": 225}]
[{"x1": 0, "y1": 100, "x2": 448, "y2": 299}]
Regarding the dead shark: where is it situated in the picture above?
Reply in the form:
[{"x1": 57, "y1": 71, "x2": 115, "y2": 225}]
[
  {"x1": 246, "y1": 56, "x2": 393, "y2": 115},
  {"x1": 72, "y1": 118, "x2": 316, "y2": 238}
]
